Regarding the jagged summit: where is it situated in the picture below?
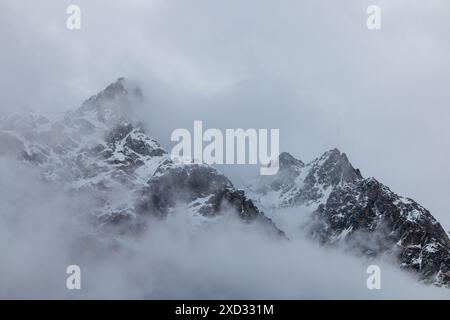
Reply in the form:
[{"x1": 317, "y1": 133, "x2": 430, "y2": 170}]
[
  {"x1": 254, "y1": 148, "x2": 362, "y2": 208},
  {"x1": 273, "y1": 149, "x2": 361, "y2": 183},
  {"x1": 81, "y1": 77, "x2": 142, "y2": 107},
  {"x1": 250, "y1": 148, "x2": 450, "y2": 287},
  {"x1": 75, "y1": 78, "x2": 144, "y2": 125},
  {"x1": 2, "y1": 78, "x2": 449, "y2": 289},
  {"x1": 308, "y1": 148, "x2": 362, "y2": 186},
  {"x1": 278, "y1": 152, "x2": 304, "y2": 169},
  {"x1": 0, "y1": 78, "x2": 283, "y2": 237}
]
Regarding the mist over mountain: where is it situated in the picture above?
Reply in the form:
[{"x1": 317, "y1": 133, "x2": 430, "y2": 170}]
[
  {"x1": 1, "y1": 78, "x2": 449, "y2": 298},
  {"x1": 248, "y1": 149, "x2": 450, "y2": 287}
]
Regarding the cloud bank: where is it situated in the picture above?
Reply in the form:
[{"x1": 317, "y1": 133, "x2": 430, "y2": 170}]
[
  {"x1": 0, "y1": 157, "x2": 449, "y2": 299},
  {"x1": 1, "y1": 0, "x2": 449, "y2": 227}
]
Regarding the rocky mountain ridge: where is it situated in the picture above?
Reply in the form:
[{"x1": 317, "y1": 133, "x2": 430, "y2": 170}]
[
  {"x1": 2, "y1": 78, "x2": 449, "y2": 287},
  {"x1": 250, "y1": 149, "x2": 450, "y2": 287},
  {"x1": 0, "y1": 78, "x2": 282, "y2": 236}
]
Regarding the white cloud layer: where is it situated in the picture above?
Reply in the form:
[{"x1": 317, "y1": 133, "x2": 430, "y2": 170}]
[
  {"x1": 1, "y1": 0, "x2": 448, "y2": 227},
  {"x1": 0, "y1": 0, "x2": 449, "y2": 298},
  {"x1": 1, "y1": 157, "x2": 449, "y2": 299}
]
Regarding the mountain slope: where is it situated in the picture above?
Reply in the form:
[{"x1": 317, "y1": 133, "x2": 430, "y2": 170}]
[
  {"x1": 0, "y1": 78, "x2": 282, "y2": 236},
  {"x1": 251, "y1": 149, "x2": 450, "y2": 287},
  {"x1": 2, "y1": 77, "x2": 448, "y2": 288}
]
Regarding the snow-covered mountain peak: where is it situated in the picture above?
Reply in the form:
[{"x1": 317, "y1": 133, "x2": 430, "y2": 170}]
[
  {"x1": 307, "y1": 148, "x2": 362, "y2": 187},
  {"x1": 0, "y1": 78, "x2": 283, "y2": 237},
  {"x1": 74, "y1": 77, "x2": 143, "y2": 127},
  {"x1": 81, "y1": 77, "x2": 142, "y2": 108},
  {"x1": 248, "y1": 148, "x2": 450, "y2": 287},
  {"x1": 3, "y1": 78, "x2": 449, "y2": 288},
  {"x1": 278, "y1": 152, "x2": 305, "y2": 170},
  {"x1": 252, "y1": 149, "x2": 362, "y2": 209}
]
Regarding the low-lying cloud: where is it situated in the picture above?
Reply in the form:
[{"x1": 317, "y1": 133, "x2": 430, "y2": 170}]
[{"x1": 0, "y1": 157, "x2": 449, "y2": 299}]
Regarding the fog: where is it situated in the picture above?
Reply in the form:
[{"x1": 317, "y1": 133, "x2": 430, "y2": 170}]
[
  {"x1": 1, "y1": 0, "x2": 449, "y2": 298},
  {"x1": 1, "y1": 0, "x2": 449, "y2": 229},
  {"x1": 0, "y1": 157, "x2": 448, "y2": 299}
]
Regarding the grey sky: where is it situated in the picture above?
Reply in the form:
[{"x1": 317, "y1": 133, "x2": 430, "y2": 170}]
[{"x1": 1, "y1": 0, "x2": 449, "y2": 227}]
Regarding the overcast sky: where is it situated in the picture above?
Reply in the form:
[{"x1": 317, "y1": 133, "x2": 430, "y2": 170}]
[{"x1": 1, "y1": 0, "x2": 449, "y2": 227}]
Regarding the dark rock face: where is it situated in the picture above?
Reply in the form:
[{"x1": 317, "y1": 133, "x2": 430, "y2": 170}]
[
  {"x1": 255, "y1": 149, "x2": 362, "y2": 207},
  {"x1": 309, "y1": 178, "x2": 450, "y2": 286},
  {"x1": 304, "y1": 148, "x2": 362, "y2": 187},
  {"x1": 77, "y1": 77, "x2": 142, "y2": 116},
  {"x1": 279, "y1": 152, "x2": 305, "y2": 170},
  {"x1": 3, "y1": 77, "x2": 447, "y2": 287},
  {"x1": 253, "y1": 150, "x2": 450, "y2": 287},
  {"x1": 0, "y1": 78, "x2": 283, "y2": 237},
  {"x1": 135, "y1": 164, "x2": 283, "y2": 236},
  {"x1": 137, "y1": 165, "x2": 233, "y2": 217}
]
